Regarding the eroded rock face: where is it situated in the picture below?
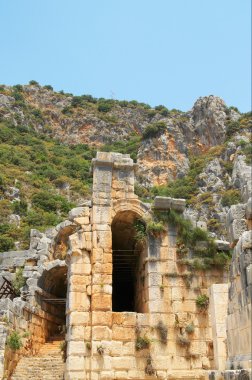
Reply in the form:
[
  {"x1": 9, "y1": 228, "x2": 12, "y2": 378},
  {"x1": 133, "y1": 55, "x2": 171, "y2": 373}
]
[
  {"x1": 232, "y1": 155, "x2": 252, "y2": 202},
  {"x1": 191, "y1": 95, "x2": 227, "y2": 147},
  {"x1": 137, "y1": 129, "x2": 189, "y2": 186},
  {"x1": 0, "y1": 85, "x2": 235, "y2": 185},
  {"x1": 137, "y1": 96, "x2": 232, "y2": 186}
]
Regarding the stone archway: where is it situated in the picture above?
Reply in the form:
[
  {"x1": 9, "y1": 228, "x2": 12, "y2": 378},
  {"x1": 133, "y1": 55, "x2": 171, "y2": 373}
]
[
  {"x1": 37, "y1": 261, "x2": 68, "y2": 338},
  {"x1": 111, "y1": 200, "x2": 151, "y2": 313}
]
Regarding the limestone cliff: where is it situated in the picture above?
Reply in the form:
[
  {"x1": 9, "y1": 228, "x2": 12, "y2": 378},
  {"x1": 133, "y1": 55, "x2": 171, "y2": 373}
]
[{"x1": 0, "y1": 83, "x2": 251, "y2": 246}]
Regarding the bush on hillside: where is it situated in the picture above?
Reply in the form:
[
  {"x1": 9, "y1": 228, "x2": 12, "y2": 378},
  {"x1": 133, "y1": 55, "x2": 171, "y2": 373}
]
[
  {"x1": 29, "y1": 80, "x2": 39, "y2": 86},
  {"x1": 142, "y1": 122, "x2": 166, "y2": 139},
  {"x1": 97, "y1": 102, "x2": 113, "y2": 113},
  {"x1": 221, "y1": 189, "x2": 241, "y2": 207}
]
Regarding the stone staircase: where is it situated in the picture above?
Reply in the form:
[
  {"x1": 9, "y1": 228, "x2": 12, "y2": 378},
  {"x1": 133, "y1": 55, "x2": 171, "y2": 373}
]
[{"x1": 11, "y1": 337, "x2": 65, "y2": 380}]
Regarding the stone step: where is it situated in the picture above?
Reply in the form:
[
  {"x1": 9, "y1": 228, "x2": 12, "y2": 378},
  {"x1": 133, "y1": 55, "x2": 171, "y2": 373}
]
[{"x1": 10, "y1": 339, "x2": 65, "y2": 380}]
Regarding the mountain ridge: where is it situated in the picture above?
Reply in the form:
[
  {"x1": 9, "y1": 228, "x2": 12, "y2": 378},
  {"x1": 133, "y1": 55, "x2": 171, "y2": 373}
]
[{"x1": 0, "y1": 83, "x2": 251, "y2": 252}]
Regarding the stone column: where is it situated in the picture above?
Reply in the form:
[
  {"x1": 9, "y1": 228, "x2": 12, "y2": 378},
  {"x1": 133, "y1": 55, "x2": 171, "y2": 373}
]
[
  {"x1": 0, "y1": 323, "x2": 7, "y2": 379},
  {"x1": 65, "y1": 207, "x2": 91, "y2": 380},
  {"x1": 209, "y1": 283, "x2": 228, "y2": 370}
]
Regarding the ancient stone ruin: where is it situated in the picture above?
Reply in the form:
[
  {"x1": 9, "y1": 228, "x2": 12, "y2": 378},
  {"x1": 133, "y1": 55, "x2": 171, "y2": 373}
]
[{"x1": 0, "y1": 152, "x2": 251, "y2": 380}]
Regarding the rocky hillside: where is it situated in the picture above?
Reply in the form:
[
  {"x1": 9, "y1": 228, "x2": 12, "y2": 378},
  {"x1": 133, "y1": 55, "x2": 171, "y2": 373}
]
[{"x1": 0, "y1": 82, "x2": 251, "y2": 251}]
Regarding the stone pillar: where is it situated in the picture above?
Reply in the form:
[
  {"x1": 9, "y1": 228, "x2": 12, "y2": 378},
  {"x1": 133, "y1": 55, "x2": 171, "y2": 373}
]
[
  {"x1": 65, "y1": 207, "x2": 91, "y2": 380},
  {"x1": 89, "y1": 152, "x2": 137, "y2": 379},
  {"x1": 0, "y1": 323, "x2": 7, "y2": 379},
  {"x1": 209, "y1": 283, "x2": 228, "y2": 370}
]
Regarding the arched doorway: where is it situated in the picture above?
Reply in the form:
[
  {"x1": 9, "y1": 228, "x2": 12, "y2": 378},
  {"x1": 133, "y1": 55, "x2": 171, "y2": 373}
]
[
  {"x1": 37, "y1": 263, "x2": 67, "y2": 338},
  {"x1": 111, "y1": 211, "x2": 147, "y2": 312}
]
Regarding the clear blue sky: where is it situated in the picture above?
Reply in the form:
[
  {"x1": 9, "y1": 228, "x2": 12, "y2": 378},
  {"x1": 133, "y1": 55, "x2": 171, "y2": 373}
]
[{"x1": 0, "y1": 0, "x2": 251, "y2": 112}]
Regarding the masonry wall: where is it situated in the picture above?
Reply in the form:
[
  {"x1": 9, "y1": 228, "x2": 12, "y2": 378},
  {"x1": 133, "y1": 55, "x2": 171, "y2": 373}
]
[
  {"x1": 65, "y1": 152, "x2": 228, "y2": 380},
  {"x1": 225, "y1": 200, "x2": 252, "y2": 372}
]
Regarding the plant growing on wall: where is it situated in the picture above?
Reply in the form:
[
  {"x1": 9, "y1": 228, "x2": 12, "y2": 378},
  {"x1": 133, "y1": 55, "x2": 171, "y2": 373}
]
[
  {"x1": 145, "y1": 354, "x2": 155, "y2": 375},
  {"x1": 86, "y1": 342, "x2": 91, "y2": 350},
  {"x1": 153, "y1": 209, "x2": 231, "y2": 270},
  {"x1": 12, "y1": 267, "x2": 26, "y2": 295},
  {"x1": 196, "y1": 294, "x2": 209, "y2": 310},
  {"x1": 97, "y1": 345, "x2": 104, "y2": 355},
  {"x1": 133, "y1": 219, "x2": 147, "y2": 243},
  {"x1": 60, "y1": 341, "x2": 67, "y2": 362},
  {"x1": 7, "y1": 330, "x2": 23, "y2": 350},
  {"x1": 146, "y1": 220, "x2": 166, "y2": 237},
  {"x1": 135, "y1": 335, "x2": 150, "y2": 351},
  {"x1": 156, "y1": 321, "x2": 168, "y2": 344},
  {"x1": 176, "y1": 333, "x2": 191, "y2": 347},
  {"x1": 185, "y1": 323, "x2": 195, "y2": 334}
]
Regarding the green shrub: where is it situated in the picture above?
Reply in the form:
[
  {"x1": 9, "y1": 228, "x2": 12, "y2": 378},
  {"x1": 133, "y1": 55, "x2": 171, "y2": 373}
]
[
  {"x1": 135, "y1": 336, "x2": 150, "y2": 351},
  {"x1": 81, "y1": 94, "x2": 97, "y2": 103},
  {"x1": 44, "y1": 85, "x2": 53, "y2": 90},
  {"x1": 71, "y1": 96, "x2": 83, "y2": 107},
  {"x1": 160, "y1": 108, "x2": 169, "y2": 117},
  {"x1": 229, "y1": 106, "x2": 240, "y2": 113},
  {"x1": 12, "y1": 91, "x2": 25, "y2": 102},
  {"x1": 151, "y1": 176, "x2": 197, "y2": 200},
  {"x1": 185, "y1": 323, "x2": 195, "y2": 334},
  {"x1": 196, "y1": 294, "x2": 209, "y2": 309},
  {"x1": 13, "y1": 85, "x2": 23, "y2": 92},
  {"x1": 190, "y1": 227, "x2": 209, "y2": 244},
  {"x1": 32, "y1": 191, "x2": 58, "y2": 212},
  {"x1": 146, "y1": 221, "x2": 166, "y2": 236},
  {"x1": 142, "y1": 121, "x2": 166, "y2": 139},
  {"x1": 29, "y1": 80, "x2": 39, "y2": 86},
  {"x1": 12, "y1": 200, "x2": 28, "y2": 216},
  {"x1": 226, "y1": 121, "x2": 240, "y2": 138},
  {"x1": 118, "y1": 100, "x2": 129, "y2": 107},
  {"x1": 133, "y1": 219, "x2": 147, "y2": 242},
  {"x1": 32, "y1": 108, "x2": 43, "y2": 120},
  {"x1": 213, "y1": 252, "x2": 231, "y2": 267},
  {"x1": 0, "y1": 235, "x2": 15, "y2": 252},
  {"x1": 97, "y1": 102, "x2": 113, "y2": 113},
  {"x1": 221, "y1": 189, "x2": 241, "y2": 207},
  {"x1": 240, "y1": 142, "x2": 252, "y2": 165},
  {"x1": 12, "y1": 267, "x2": 26, "y2": 294},
  {"x1": 7, "y1": 331, "x2": 23, "y2": 350},
  {"x1": 154, "y1": 105, "x2": 169, "y2": 116},
  {"x1": 101, "y1": 135, "x2": 141, "y2": 162}
]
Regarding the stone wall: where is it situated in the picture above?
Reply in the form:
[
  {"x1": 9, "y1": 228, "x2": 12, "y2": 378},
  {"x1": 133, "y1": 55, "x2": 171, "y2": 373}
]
[
  {"x1": 1, "y1": 151, "x2": 242, "y2": 380},
  {"x1": 65, "y1": 152, "x2": 227, "y2": 380},
  {"x1": 0, "y1": 296, "x2": 63, "y2": 379},
  {"x1": 225, "y1": 199, "x2": 252, "y2": 372}
]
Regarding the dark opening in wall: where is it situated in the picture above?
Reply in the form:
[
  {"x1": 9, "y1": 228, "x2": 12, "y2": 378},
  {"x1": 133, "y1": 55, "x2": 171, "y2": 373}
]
[
  {"x1": 37, "y1": 265, "x2": 67, "y2": 336},
  {"x1": 112, "y1": 211, "x2": 146, "y2": 312}
]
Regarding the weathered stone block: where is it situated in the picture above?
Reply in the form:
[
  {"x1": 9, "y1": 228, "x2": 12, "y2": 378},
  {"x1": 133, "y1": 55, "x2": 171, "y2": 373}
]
[
  {"x1": 215, "y1": 240, "x2": 230, "y2": 251},
  {"x1": 241, "y1": 230, "x2": 252, "y2": 250},
  {"x1": 92, "y1": 326, "x2": 112, "y2": 340},
  {"x1": 153, "y1": 196, "x2": 186, "y2": 211},
  {"x1": 245, "y1": 197, "x2": 252, "y2": 220},
  {"x1": 66, "y1": 355, "x2": 85, "y2": 371},
  {"x1": 246, "y1": 264, "x2": 252, "y2": 285},
  {"x1": 227, "y1": 204, "x2": 246, "y2": 225},
  {"x1": 112, "y1": 312, "x2": 136, "y2": 326},
  {"x1": 92, "y1": 311, "x2": 112, "y2": 326},
  {"x1": 68, "y1": 311, "x2": 90, "y2": 326},
  {"x1": 111, "y1": 356, "x2": 136, "y2": 370},
  {"x1": 68, "y1": 206, "x2": 90, "y2": 221},
  {"x1": 229, "y1": 219, "x2": 247, "y2": 243},
  {"x1": 112, "y1": 326, "x2": 135, "y2": 341},
  {"x1": 92, "y1": 293, "x2": 111, "y2": 311}
]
